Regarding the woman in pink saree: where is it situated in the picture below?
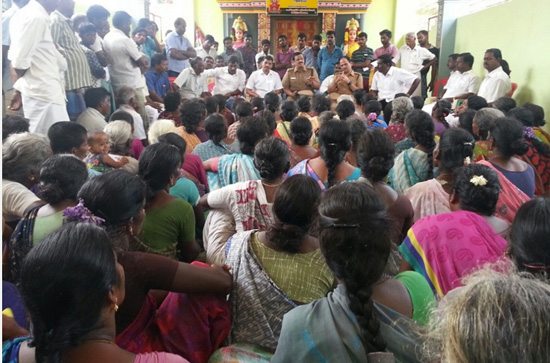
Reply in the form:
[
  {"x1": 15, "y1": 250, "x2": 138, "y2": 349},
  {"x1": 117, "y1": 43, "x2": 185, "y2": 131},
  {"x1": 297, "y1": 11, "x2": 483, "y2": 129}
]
[{"x1": 400, "y1": 164, "x2": 508, "y2": 297}]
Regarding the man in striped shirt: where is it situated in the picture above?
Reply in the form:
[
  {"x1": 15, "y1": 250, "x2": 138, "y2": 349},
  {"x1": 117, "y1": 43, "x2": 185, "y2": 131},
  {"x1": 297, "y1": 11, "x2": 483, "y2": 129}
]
[{"x1": 51, "y1": 0, "x2": 93, "y2": 121}]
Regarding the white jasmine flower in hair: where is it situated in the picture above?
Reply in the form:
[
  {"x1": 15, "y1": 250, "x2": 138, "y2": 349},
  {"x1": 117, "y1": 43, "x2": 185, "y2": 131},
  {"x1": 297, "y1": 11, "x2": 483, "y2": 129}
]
[{"x1": 470, "y1": 175, "x2": 488, "y2": 186}]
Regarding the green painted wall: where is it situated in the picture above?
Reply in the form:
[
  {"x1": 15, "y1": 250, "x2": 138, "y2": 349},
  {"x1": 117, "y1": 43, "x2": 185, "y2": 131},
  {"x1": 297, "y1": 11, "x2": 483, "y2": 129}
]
[
  {"x1": 194, "y1": 0, "x2": 224, "y2": 43},
  {"x1": 455, "y1": 0, "x2": 550, "y2": 132},
  {"x1": 363, "y1": 0, "x2": 396, "y2": 45}
]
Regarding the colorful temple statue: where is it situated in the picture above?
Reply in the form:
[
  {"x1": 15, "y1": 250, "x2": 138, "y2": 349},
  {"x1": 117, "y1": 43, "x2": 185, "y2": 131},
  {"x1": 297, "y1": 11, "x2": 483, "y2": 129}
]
[
  {"x1": 231, "y1": 16, "x2": 248, "y2": 49},
  {"x1": 342, "y1": 18, "x2": 360, "y2": 58}
]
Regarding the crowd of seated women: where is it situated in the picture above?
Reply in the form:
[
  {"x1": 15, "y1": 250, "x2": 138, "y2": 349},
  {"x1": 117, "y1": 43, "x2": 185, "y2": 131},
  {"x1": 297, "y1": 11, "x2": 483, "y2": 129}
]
[{"x1": 2, "y1": 89, "x2": 550, "y2": 363}]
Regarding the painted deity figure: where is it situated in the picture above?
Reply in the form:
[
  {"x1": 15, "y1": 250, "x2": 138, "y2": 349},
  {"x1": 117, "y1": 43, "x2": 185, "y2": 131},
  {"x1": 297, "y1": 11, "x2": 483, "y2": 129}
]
[
  {"x1": 342, "y1": 18, "x2": 360, "y2": 58},
  {"x1": 232, "y1": 16, "x2": 247, "y2": 49}
]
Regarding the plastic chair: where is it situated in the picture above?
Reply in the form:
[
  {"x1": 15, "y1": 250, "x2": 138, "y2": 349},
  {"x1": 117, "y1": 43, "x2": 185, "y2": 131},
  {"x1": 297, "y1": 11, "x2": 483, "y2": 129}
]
[
  {"x1": 508, "y1": 83, "x2": 518, "y2": 97},
  {"x1": 432, "y1": 77, "x2": 448, "y2": 97}
]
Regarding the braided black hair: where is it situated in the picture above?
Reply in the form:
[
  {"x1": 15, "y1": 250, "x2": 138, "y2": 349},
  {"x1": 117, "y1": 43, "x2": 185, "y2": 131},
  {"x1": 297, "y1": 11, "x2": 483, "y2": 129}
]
[
  {"x1": 405, "y1": 110, "x2": 436, "y2": 179},
  {"x1": 319, "y1": 119, "x2": 352, "y2": 188},
  {"x1": 318, "y1": 182, "x2": 390, "y2": 352},
  {"x1": 433, "y1": 99, "x2": 452, "y2": 129}
]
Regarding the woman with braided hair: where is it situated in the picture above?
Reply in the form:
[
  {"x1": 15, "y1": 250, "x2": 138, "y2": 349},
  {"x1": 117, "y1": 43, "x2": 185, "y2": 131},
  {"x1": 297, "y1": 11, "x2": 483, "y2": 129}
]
[
  {"x1": 272, "y1": 182, "x2": 427, "y2": 362},
  {"x1": 287, "y1": 118, "x2": 360, "y2": 191},
  {"x1": 389, "y1": 110, "x2": 436, "y2": 193},
  {"x1": 356, "y1": 129, "x2": 414, "y2": 275},
  {"x1": 431, "y1": 99, "x2": 452, "y2": 136}
]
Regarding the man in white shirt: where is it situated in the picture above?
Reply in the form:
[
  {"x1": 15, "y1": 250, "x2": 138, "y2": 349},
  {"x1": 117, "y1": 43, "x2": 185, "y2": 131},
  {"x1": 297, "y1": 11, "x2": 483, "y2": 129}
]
[
  {"x1": 8, "y1": 0, "x2": 69, "y2": 135},
  {"x1": 477, "y1": 48, "x2": 511, "y2": 104},
  {"x1": 114, "y1": 86, "x2": 147, "y2": 144},
  {"x1": 104, "y1": 11, "x2": 149, "y2": 129},
  {"x1": 440, "y1": 52, "x2": 480, "y2": 100},
  {"x1": 195, "y1": 34, "x2": 217, "y2": 59},
  {"x1": 370, "y1": 54, "x2": 420, "y2": 106},
  {"x1": 76, "y1": 87, "x2": 110, "y2": 131},
  {"x1": 245, "y1": 56, "x2": 283, "y2": 98},
  {"x1": 103, "y1": 11, "x2": 148, "y2": 92},
  {"x1": 165, "y1": 18, "x2": 196, "y2": 77},
  {"x1": 203, "y1": 55, "x2": 246, "y2": 98},
  {"x1": 2, "y1": 0, "x2": 28, "y2": 101},
  {"x1": 173, "y1": 57, "x2": 209, "y2": 100},
  {"x1": 392, "y1": 32, "x2": 436, "y2": 97}
]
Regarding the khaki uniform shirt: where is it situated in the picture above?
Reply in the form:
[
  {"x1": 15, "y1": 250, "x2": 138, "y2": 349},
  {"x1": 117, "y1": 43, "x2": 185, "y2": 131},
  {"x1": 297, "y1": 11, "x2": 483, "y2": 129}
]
[
  {"x1": 282, "y1": 66, "x2": 319, "y2": 93},
  {"x1": 330, "y1": 71, "x2": 363, "y2": 95}
]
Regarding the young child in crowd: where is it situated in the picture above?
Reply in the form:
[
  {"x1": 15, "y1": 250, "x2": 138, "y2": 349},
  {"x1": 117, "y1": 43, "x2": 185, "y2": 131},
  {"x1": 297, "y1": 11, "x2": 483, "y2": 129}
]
[{"x1": 84, "y1": 131, "x2": 129, "y2": 172}]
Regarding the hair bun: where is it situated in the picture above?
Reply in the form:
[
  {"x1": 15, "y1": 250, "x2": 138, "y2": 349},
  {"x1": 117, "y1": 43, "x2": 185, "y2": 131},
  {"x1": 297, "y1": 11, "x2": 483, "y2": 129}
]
[{"x1": 510, "y1": 139, "x2": 529, "y2": 156}]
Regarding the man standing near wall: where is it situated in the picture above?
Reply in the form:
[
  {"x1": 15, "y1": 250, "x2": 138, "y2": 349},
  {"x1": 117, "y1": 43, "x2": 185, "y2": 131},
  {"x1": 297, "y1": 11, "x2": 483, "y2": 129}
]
[
  {"x1": 303, "y1": 34, "x2": 321, "y2": 75},
  {"x1": 237, "y1": 33, "x2": 257, "y2": 78},
  {"x1": 2, "y1": 0, "x2": 29, "y2": 115},
  {"x1": 274, "y1": 34, "x2": 294, "y2": 80},
  {"x1": 220, "y1": 37, "x2": 244, "y2": 70},
  {"x1": 392, "y1": 32, "x2": 436, "y2": 97},
  {"x1": 51, "y1": 0, "x2": 94, "y2": 121},
  {"x1": 8, "y1": 0, "x2": 69, "y2": 134},
  {"x1": 417, "y1": 30, "x2": 439, "y2": 99},
  {"x1": 373, "y1": 29, "x2": 399, "y2": 60},
  {"x1": 255, "y1": 39, "x2": 273, "y2": 70},
  {"x1": 350, "y1": 32, "x2": 374, "y2": 91},
  {"x1": 165, "y1": 18, "x2": 196, "y2": 77},
  {"x1": 104, "y1": 11, "x2": 149, "y2": 129},
  {"x1": 290, "y1": 33, "x2": 309, "y2": 53},
  {"x1": 318, "y1": 30, "x2": 343, "y2": 82}
]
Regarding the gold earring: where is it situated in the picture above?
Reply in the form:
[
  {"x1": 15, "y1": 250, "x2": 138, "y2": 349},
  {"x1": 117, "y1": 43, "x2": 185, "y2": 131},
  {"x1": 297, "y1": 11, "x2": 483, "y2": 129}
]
[
  {"x1": 114, "y1": 297, "x2": 119, "y2": 312},
  {"x1": 129, "y1": 224, "x2": 134, "y2": 237}
]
